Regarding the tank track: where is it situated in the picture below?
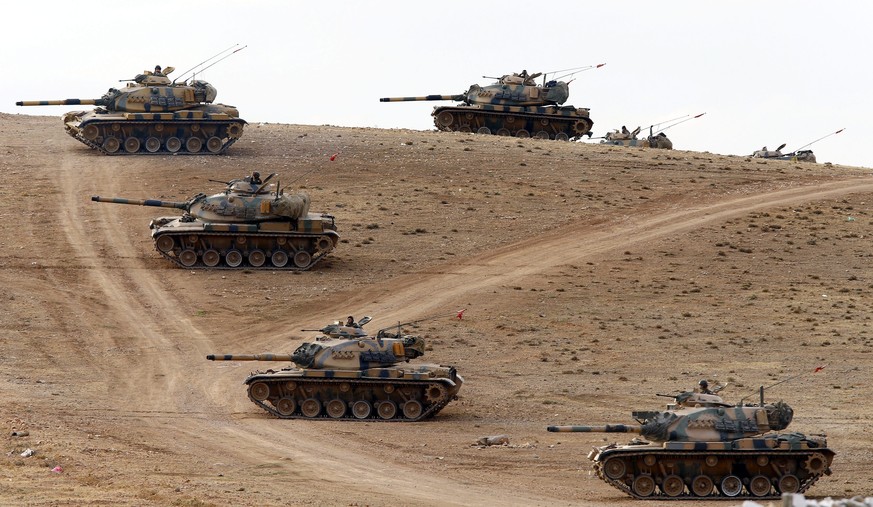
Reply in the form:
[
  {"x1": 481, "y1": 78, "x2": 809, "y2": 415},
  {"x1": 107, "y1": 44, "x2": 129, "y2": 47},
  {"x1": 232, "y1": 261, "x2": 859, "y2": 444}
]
[
  {"x1": 592, "y1": 449, "x2": 833, "y2": 500},
  {"x1": 66, "y1": 119, "x2": 244, "y2": 155},
  {"x1": 245, "y1": 376, "x2": 458, "y2": 422},
  {"x1": 432, "y1": 107, "x2": 593, "y2": 141},
  {"x1": 153, "y1": 231, "x2": 336, "y2": 270}
]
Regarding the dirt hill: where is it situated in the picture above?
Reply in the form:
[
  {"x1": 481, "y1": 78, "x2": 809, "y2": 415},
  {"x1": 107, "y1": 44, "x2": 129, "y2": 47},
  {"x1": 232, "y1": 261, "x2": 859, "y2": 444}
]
[{"x1": 1, "y1": 114, "x2": 871, "y2": 506}]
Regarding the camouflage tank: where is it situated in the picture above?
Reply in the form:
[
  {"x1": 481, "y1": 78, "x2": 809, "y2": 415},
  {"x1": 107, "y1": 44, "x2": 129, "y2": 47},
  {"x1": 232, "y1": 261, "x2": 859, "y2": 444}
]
[
  {"x1": 16, "y1": 65, "x2": 245, "y2": 154},
  {"x1": 207, "y1": 317, "x2": 464, "y2": 421},
  {"x1": 547, "y1": 388, "x2": 834, "y2": 500},
  {"x1": 380, "y1": 70, "x2": 593, "y2": 141},
  {"x1": 91, "y1": 173, "x2": 338, "y2": 270}
]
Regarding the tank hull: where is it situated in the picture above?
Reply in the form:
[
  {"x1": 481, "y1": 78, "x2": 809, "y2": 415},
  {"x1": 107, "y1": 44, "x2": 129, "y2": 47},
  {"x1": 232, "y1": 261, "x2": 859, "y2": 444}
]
[
  {"x1": 601, "y1": 136, "x2": 672, "y2": 149},
  {"x1": 243, "y1": 365, "x2": 464, "y2": 421},
  {"x1": 431, "y1": 104, "x2": 593, "y2": 141},
  {"x1": 770, "y1": 151, "x2": 817, "y2": 163},
  {"x1": 149, "y1": 215, "x2": 338, "y2": 270},
  {"x1": 61, "y1": 104, "x2": 245, "y2": 155},
  {"x1": 601, "y1": 138, "x2": 653, "y2": 148},
  {"x1": 589, "y1": 439, "x2": 834, "y2": 500}
]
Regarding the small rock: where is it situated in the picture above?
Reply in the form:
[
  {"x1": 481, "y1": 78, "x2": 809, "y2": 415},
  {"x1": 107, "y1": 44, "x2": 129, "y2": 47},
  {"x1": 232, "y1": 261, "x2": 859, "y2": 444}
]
[
  {"x1": 20, "y1": 448, "x2": 34, "y2": 457},
  {"x1": 476, "y1": 434, "x2": 510, "y2": 446},
  {"x1": 11, "y1": 431, "x2": 29, "y2": 437}
]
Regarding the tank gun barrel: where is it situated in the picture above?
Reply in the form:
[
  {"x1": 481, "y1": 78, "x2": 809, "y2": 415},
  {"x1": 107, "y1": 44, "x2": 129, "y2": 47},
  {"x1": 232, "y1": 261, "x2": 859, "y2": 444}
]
[
  {"x1": 16, "y1": 99, "x2": 103, "y2": 107},
  {"x1": 206, "y1": 354, "x2": 295, "y2": 362},
  {"x1": 91, "y1": 196, "x2": 188, "y2": 210},
  {"x1": 547, "y1": 424, "x2": 643, "y2": 433},
  {"x1": 380, "y1": 94, "x2": 465, "y2": 102}
]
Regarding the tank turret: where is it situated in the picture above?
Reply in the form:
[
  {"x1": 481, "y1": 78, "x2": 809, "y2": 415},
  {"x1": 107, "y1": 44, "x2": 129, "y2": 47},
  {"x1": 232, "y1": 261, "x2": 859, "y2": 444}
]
[
  {"x1": 548, "y1": 399, "x2": 794, "y2": 442},
  {"x1": 380, "y1": 69, "x2": 593, "y2": 141},
  {"x1": 91, "y1": 173, "x2": 338, "y2": 270},
  {"x1": 206, "y1": 316, "x2": 464, "y2": 421},
  {"x1": 547, "y1": 387, "x2": 834, "y2": 499},
  {"x1": 299, "y1": 315, "x2": 372, "y2": 339},
  {"x1": 16, "y1": 62, "x2": 245, "y2": 154}
]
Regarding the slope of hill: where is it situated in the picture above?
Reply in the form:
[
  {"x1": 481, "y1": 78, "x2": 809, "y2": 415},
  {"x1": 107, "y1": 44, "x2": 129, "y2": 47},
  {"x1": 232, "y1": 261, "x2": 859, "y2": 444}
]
[{"x1": 1, "y1": 113, "x2": 871, "y2": 505}]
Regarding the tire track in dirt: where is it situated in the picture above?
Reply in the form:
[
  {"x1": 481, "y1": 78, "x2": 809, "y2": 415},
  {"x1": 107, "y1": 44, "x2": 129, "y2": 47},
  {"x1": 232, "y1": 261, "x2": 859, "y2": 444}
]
[
  {"x1": 55, "y1": 156, "x2": 556, "y2": 506},
  {"x1": 273, "y1": 177, "x2": 873, "y2": 328},
  {"x1": 56, "y1": 156, "x2": 193, "y2": 407}
]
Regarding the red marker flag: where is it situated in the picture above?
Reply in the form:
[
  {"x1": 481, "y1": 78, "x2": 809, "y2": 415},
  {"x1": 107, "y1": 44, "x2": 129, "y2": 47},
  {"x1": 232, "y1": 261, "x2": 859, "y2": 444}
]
[
  {"x1": 456, "y1": 309, "x2": 466, "y2": 320},
  {"x1": 596, "y1": 63, "x2": 606, "y2": 68},
  {"x1": 329, "y1": 153, "x2": 338, "y2": 161},
  {"x1": 814, "y1": 365, "x2": 825, "y2": 373}
]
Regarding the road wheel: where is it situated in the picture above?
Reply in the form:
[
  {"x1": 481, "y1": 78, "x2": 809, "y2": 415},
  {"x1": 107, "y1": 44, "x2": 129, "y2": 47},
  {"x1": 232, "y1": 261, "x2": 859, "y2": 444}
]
[
  {"x1": 300, "y1": 398, "x2": 321, "y2": 418},
  {"x1": 206, "y1": 136, "x2": 222, "y2": 153},
  {"x1": 225, "y1": 249, "x2": 243, "y2": 268},
  {"x1": 631, "y1": 475, "x2": 655, "y2": 497},
  {"x1": 326, "y1": 399, "x2": 346, "y2": 419},
  {"x1": 603, "y1": 457, "x2": 626, "y2": 480},
  {"x1": 293, "y1": 251, "x2": 312, "y2": 268},
  {"x1": 178, "y1": 249, "x2": 197, "y2": 267},
  {"x1": 166, "y1": 137, "x2": 182, "y2": 153},
  {"x1": 123, "y1": 137, "x2": 140, "y2": 153},
  {"x1": 271, "y1": 251, "x2": 288, "y2": 268},
  {"x1": 691, "y1": 475, "x2": 713, "y2": 497},
  {"x1": 249, "y1": 382, "x2": 269, "y2": 401},
  {"x1": 102, "y1": 137, "x2": 120, "y2": 153},
  {"x1": 719, "y1": 475, "x2": 742, "y2": 497},
  {"x1": 351, "y1": 401, "x2": 371, "y2": 419},
  {"x1": 275, "y1": 397, "x2": 295, "y2": 416},
  {"x1": 377, "y1": 400, "x2": 397, "y2": 420},
  {"x1": 748, "y1": 475, "x2": 771, "y2": 497},
  {"x1": 202, "y1": 249, "x2": 220, "y2": 267},
  {"x1": 661, "y1": 474, "x2": 684, "y2": 497},
  {"x1": 156, "y1": 235, "x2": 175, "y2": 253},
  {"x1": 186, "y1": 137, "x2": 202, "y2": 153},
  {"x1": 436, "y1": 111, "x2": 454, "y2": 128},
  {"x1": 402, "y1": 400, "x2": 423, "y2": 420},
  {"x1": 145, "y1": 137, "x2": 161, "y2": 153},
  {"x1": 777, "y1": 474, "x2": 800, "y2": 494}
]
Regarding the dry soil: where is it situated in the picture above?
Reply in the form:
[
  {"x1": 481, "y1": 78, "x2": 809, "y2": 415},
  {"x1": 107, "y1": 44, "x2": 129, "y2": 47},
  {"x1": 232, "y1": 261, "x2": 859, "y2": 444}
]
[{"x1": 1, "y1": 114, "x2": 871, "y2": 506}]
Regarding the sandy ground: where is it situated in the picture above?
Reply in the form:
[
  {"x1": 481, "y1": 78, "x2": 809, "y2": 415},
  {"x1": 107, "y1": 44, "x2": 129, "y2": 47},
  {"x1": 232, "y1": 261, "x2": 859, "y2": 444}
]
[{"x1": 1, "y1": 113, "x2": 871, "y2": 506}]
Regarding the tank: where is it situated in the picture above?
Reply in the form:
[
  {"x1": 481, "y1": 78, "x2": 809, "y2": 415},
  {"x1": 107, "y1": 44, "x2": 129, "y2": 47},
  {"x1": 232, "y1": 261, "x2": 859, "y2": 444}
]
[
  {"x1": 380, "y1": 70, "x2": 593, "y2": 141},
  {"x1": 207, "y1": 318, "x2": 464, "y2": 421},
  {"x1": 547, "y1": 389, "x2": 834, "y2": 500},
  {"x1": 16, "y1": 65, "x2": 245, "y2": 154},
  {"x1": 752, "y1": 144, "x2": 817, "y2": 163},
  {"x1": 91, "y1": 173, "x2": 338, "y2": 270},
  {"x1": 602, "y1": 129, "x2": 673, "y2": 149}
]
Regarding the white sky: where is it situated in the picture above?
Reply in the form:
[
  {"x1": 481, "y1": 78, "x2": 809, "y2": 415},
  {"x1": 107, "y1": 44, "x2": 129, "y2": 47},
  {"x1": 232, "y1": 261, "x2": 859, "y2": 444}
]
[{"x1": 2, "y1": 1, "x2": 870, "y2": 167}]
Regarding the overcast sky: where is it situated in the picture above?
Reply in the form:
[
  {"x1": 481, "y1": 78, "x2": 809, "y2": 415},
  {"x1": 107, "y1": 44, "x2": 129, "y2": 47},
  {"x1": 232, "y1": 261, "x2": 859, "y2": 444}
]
[{"x1": 2, "y1": 1, "x2": 869, "y2": 168}]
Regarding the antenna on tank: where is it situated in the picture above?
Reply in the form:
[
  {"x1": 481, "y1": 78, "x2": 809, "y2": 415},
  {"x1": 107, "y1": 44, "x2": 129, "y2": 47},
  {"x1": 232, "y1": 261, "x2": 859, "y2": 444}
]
[
  {"x1": 738, "y1": 366, "x2": 826, "y2": 405},
  {"x1": 542, "y1": 63, "x2": 606, "y2": 85},
  {"x1": 651, "y1": 113, "x2": 706, "y2": 136},
  {"x1": 174, "y1": 44, "x2": 247, "y2": 84},
  {"x1": 792, "y1": 128, "x2": 845, "y2": 152}
]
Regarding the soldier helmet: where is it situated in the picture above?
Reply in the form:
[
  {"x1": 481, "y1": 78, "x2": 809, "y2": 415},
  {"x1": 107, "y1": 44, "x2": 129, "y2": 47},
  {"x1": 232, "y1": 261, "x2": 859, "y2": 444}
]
[
  {"x1": 698, "y1": 380, "x2": 709, "y2": 388},
  {"x1": 252, "y1": 171, "x2": 260, "y2": 178},
  {"x1": 155, "y1": 65, "x2": 162, "y2": 72}
]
